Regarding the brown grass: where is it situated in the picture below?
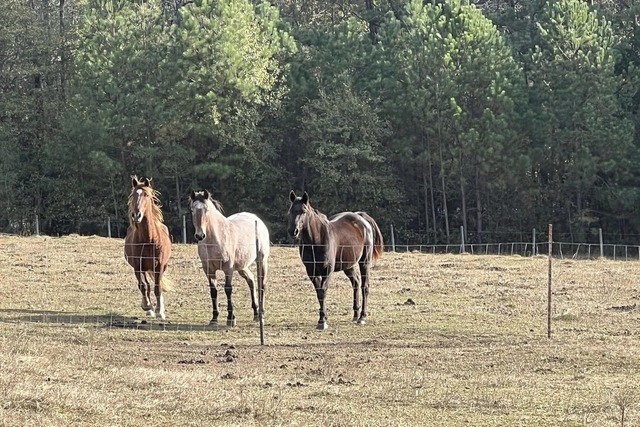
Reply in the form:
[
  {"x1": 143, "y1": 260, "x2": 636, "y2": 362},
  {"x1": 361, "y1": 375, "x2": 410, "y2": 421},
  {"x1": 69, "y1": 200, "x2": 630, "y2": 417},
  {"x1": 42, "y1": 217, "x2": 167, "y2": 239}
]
[{"x1": 1, "y1": 235, "x2": 640, "y2": 426}]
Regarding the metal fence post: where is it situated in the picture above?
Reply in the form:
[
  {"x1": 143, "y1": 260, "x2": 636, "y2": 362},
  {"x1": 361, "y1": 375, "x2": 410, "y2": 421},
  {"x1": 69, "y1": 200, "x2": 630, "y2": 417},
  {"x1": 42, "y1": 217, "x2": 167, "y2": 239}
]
[
  {"x1": 182, "y1": 215, "x2": 187, "y2": 244},
  {"x1": 599, "y1": 228, "x2": 603, "y2": 258},
  {"x1": 390, "y1": 224, "x2": 396, "y2": 252},
  {"x1": 532, "y1": 228, "x2": 536, "y2": 256}
]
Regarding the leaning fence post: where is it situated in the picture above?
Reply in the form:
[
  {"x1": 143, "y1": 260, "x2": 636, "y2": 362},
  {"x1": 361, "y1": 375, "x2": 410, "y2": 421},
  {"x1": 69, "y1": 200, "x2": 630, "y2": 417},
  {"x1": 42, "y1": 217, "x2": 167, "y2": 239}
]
[
  {"x1": 35, "y1": 214, "x2": 40, "y2": 236},
  {"x1": 390, "y1": 224, "x2": 396, "y2": 252},
  {"x1": 108, "y1": 217, "x2": 112, "y2": 238},
  {"x1": 460, "y1": 226, "x2": 465, "y2": 253},
  {"x1": 532, "y1": 228, "x2": 536, "y2": 256},
  {"x1": 599, "y1": 228, "x2": 603, "y2": 258},
  {"x1": 255, "y1": 221, "x2": 265, "y2": 345}
]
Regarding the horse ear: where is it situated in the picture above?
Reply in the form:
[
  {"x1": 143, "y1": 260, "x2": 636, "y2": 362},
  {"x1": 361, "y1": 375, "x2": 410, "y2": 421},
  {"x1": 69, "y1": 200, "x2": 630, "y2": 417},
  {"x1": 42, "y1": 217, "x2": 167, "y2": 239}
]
[
  {"x1": 132, "y1": 176, "x2": 139, "y2": 187},
  {"x1": 189, "y1": 190, "x2": 196, "y2": 201},
  {"x1": 301, "y1": 192, "x2": 309, "y2": 205},
  {"x1": 203, "y1": 189, "x2": 210, "y2": 200},
  {"x1": 289, "y1": 190, "x2": 296, "y2": 203},
  {"x1": 143, "y1": 178, "x2": 151, "y2": 187}
]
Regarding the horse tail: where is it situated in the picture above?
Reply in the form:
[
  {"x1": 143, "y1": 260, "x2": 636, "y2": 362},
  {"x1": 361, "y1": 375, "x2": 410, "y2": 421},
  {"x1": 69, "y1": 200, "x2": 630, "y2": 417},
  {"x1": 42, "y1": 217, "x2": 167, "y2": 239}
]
[
  {"x1": 143, "y1": 272, "x2": 174, "y2": 292},
  {"x1": 357, "y1": 212, "x2": 384, "y2": 261}
]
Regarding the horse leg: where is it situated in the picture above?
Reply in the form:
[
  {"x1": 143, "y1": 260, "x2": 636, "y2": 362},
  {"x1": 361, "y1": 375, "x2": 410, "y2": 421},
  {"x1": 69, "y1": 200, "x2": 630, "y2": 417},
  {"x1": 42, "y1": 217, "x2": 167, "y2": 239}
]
[
  {"x1": 208, "y1": 275, "x2": 220, "y2": 325},
  {"x1": 344, "y1": 268, "x2": 360, "y2": 322},
  {"x1": 357, "y1": 262, "x2": 370, "y2": 325},
  {"x1": 316, "y1": 275, "x2": 333, "y2": 330},
  {"x1": 309, "y1": 262, "x2": 332, "y2": 330},
  {"x1": 136, "y1": 270, "x2": 154, "y2": 317},
  {"x1": 154, "y1": 270, "x2": 166, "y2": 320},
  {"x1": 238, "y1": 268, "x2": 259, "y2": 322},
  {"x1": 223, "y1": 268, "x2": 236, "y2": 327}
]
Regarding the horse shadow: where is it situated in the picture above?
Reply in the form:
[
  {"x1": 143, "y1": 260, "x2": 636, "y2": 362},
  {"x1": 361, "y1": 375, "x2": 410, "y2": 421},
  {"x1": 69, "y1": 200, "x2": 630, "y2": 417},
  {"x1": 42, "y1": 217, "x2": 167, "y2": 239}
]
[{"x1": 0, "y1": 308, "x2": 229, "y2": 332}]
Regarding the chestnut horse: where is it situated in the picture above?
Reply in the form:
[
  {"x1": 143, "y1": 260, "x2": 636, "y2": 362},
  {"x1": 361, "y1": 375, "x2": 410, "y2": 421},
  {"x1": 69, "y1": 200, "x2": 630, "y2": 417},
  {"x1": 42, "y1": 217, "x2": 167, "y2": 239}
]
[
  {"x1": 288, "y1": 191, "x2": 383, "y2": 330},
  {"x1": 189, "y1": 190, "x2": 270, "y2": 326},
  {"x1": 124, "y1": 177, "x2": 172, "y2": 320}
]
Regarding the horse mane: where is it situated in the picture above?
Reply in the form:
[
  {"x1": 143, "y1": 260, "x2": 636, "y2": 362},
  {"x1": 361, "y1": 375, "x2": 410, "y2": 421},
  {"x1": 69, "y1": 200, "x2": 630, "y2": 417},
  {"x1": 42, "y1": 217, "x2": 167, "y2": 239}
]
[
  {"x1": 192, "y1": 191, "x2": 225, "y2": 214},
  {"x1": 312, "y1": 207, "x2": 328, "y2": 222},
  {"x1": 128, "y1": 182, "x2": 165, "y2": 226},
  {"x1": 304, "y1": 204, "x2": 329, "y2": 243}
]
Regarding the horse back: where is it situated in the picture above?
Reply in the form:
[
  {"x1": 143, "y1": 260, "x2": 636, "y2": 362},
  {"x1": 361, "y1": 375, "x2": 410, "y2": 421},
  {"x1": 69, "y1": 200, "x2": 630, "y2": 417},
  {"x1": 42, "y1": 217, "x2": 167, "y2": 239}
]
[{"x1": 328, "y1": 212, "x2": 368, "y2": 270}]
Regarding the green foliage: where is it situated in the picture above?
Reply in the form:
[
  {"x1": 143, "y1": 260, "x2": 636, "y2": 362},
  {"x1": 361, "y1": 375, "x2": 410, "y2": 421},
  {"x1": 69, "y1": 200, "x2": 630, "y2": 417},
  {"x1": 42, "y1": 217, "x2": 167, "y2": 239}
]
[
  {"x1": 527, "y1": 0, "x2": 635, "y2": 240},
  {"x1": 298, "y1": 88, "x2": 400, "y2": 221},
  {"x1": 372, "y1": 0, "x2": 527, "y2": 242},
  {"x1": 2, "y1": 0, "x2": 640, "y2": 244}
]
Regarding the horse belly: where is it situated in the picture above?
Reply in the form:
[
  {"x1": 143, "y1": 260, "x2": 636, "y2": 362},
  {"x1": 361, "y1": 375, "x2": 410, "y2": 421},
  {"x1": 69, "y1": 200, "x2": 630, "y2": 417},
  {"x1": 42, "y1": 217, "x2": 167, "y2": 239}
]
[
  {"x1": 126, "y1": 245, "x2": 159, "y2": 272},
  {"x1": 333, "y1": 246, "x2": 361, "y2": 271},
  {"x1": 234, "y1": 240, "x2": 256, "y2": 270}
]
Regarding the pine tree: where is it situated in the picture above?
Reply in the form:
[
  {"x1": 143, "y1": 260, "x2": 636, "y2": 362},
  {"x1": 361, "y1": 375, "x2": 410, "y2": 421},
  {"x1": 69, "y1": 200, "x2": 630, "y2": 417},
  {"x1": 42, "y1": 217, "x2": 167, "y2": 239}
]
[{"x1": 527, "y1": 0, "x2": 635, "y2": 241}]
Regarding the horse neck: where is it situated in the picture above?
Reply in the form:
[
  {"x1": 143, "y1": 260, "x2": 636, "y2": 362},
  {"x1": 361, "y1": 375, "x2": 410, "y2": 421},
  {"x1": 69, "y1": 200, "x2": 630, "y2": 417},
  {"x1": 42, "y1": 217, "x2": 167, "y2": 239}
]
[
  {"x1": 302, "y1": 210, "x2": 327, "y2": 246},
  {"x1": 204, "y1": 202, "x2": 229, "y2": 241},
  {"x1": 134, "y1": 212, "x2": 162, "y2": 241}
]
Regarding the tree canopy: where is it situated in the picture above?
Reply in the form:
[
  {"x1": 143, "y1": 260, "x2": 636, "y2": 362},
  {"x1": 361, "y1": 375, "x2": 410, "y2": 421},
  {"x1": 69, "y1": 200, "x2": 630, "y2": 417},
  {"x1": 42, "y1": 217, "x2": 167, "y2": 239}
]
[{"x1": 1, "y1": 0, "x2": 639, "y2": 245}]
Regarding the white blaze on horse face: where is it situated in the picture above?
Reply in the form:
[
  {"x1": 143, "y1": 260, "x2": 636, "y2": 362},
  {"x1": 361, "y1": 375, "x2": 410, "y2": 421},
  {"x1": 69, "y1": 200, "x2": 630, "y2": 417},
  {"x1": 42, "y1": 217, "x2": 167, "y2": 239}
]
[
  {"x1": 133, "y1": 189, "x2": 145, "y2": 223},
  {"x1": 294, "y1": 212, "x2": 305, "y2": 238},
  {"x1": 192, "y1": 200, "x2": 207, "y2": 240}
]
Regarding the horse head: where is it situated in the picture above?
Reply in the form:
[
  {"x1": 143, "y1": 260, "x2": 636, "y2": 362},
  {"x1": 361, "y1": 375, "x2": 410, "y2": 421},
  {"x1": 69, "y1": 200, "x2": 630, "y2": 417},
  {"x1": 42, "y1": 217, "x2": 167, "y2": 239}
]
[
  {"x1": 190, "y1": 190, "x2": 222, "y2": 241},
  {"x1": 288, "y1": 190, "x2": 310, "y2": 239},
  {"x1": 130, "y1": 177, "x2": 153, "y2": 224}
]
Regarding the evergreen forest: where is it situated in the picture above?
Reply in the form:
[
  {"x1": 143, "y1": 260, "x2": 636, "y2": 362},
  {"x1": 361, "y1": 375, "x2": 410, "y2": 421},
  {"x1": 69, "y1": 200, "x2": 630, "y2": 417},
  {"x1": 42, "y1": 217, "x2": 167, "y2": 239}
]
[{"x1": 2, "y1": 0, "x2": 640, "y2": 245}]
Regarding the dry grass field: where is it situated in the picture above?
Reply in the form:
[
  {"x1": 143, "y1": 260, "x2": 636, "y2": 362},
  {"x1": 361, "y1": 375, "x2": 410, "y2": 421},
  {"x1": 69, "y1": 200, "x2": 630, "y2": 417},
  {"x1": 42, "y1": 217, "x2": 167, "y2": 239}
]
[{"x1": 1, "y1": 235, "x2": 640, "y2": 426}]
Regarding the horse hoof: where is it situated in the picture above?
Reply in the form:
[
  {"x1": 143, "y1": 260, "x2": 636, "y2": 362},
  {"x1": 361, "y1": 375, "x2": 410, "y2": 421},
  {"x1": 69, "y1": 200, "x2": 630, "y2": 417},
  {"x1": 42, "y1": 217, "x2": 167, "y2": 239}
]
[
  {"x1": 226, "y1": 319, "x2": 236, "y2": 327},
  {"x1": 209, "y1": 319, "x2": 218, "y2": 326},
  {"x1": 156, "y1": 312, "x2": 166, "y2": 320},
  {"x1": 352, "y1": 317, "x2": 359, "y2": 322},
  {"x1": 253, "y1": 314, "x2": 260, "y2": 322},
  {"x1": 145, "y1": 310, "x2": 155, "y2": 317},
  {"x1": 357, "y1": 318, "x2": 366, "y2": 325},
  {"x1": 316, "y1": 322, "x2": 329, "y2": 330}
]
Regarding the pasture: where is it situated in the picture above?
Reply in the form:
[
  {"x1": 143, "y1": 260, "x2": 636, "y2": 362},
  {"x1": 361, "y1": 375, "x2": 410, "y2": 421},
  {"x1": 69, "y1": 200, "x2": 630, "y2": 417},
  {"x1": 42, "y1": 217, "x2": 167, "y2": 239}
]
[{"x1": 1, "y1": 235, "x2": 640, "y2": 426}]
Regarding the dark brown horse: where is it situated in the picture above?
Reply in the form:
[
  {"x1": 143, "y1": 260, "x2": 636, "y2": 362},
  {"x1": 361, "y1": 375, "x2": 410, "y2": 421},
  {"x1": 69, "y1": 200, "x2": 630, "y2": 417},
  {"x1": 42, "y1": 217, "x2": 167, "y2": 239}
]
[
  {"x1": 288, "y1": 191, "x2": 384, "y2": 330},
  {"x1": 124, "y1": 177, "x2": 172, "y2": 319}
]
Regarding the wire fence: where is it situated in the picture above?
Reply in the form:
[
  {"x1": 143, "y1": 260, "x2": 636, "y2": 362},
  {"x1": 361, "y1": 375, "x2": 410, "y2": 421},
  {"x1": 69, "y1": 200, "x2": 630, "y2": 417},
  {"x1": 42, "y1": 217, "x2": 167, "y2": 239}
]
[
  {"x1": 10, "y1": 214, "x2": 640, "y2": 258},
  {"x1": 1, "y1": 233, "x2": 640, "y2": 343},
  {"x1": 385, "y1": 241, "x2": 640, "y2": 261}
]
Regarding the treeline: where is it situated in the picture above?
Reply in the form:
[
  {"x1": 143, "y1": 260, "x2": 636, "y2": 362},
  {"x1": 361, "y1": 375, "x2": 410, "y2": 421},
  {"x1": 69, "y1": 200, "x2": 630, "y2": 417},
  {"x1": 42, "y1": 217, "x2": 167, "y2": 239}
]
[{"x1": 1, "y1": 0, "x2": 640, "y2": 244}]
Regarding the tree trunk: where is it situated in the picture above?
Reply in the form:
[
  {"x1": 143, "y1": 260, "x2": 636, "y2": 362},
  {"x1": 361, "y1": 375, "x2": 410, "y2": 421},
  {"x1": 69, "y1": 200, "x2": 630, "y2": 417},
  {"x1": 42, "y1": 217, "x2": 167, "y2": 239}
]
[
  {"x1": 436, "y1": 94, "x2": 450, "y2": 243},
  {"x1": 438, "y1": 136, "x2": 450, "y2": 243},
  {"x1": 475, "y1": 165, "x2": 482, "y2": 243},
  {"x1": 422, "y1": 165, "x2": 430, "y2": 244},
  {"x1": 364, "y1": 0, "x2": 377, "y2": 44},
  {"x1": 110, "y1": 176, "x2": 121, "y2": 238},
  {"x1": 459, "y1": 149, "x2": 468, "y2": 244},
  {"x1": 428, "y1": 150, "x2": 437, "y2": 242},
  {"x1": 175, "y1": 174, "x2": 182, "y2": 218},
  {"x1": 59, "y1": 0, "x2": 65, "y2": 101}
]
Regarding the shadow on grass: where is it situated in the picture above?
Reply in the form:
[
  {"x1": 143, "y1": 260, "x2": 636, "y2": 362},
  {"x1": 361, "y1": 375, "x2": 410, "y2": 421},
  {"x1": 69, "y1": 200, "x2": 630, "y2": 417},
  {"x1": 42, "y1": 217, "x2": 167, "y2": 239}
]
[{"x1": 0, "y1": 308, "x2": 227, "y2": 332}]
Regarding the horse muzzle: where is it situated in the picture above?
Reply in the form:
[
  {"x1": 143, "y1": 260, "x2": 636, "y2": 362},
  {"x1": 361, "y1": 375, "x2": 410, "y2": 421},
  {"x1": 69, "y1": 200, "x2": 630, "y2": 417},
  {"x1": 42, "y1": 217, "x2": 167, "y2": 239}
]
[
  {"x1": 132, "y1": 212, "x2": 143, "y2": 223},
  {"x1": 194, "y1": 232, "x2": 205, "y2": 241}
]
